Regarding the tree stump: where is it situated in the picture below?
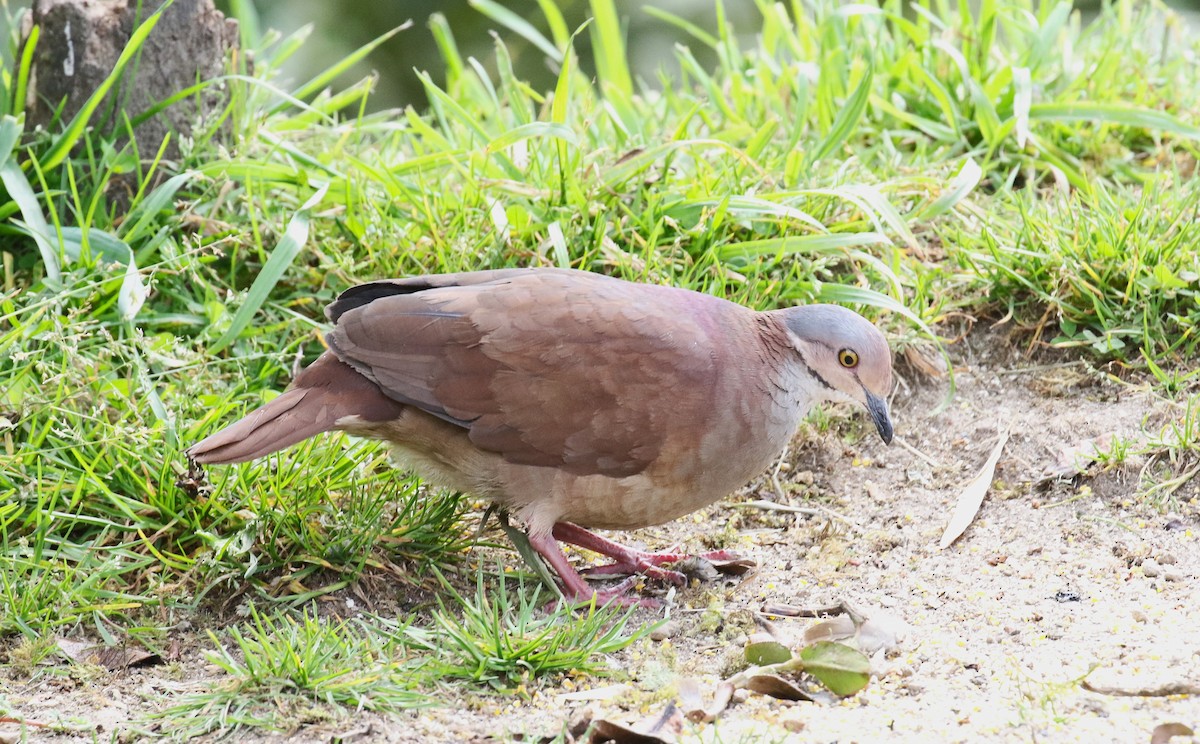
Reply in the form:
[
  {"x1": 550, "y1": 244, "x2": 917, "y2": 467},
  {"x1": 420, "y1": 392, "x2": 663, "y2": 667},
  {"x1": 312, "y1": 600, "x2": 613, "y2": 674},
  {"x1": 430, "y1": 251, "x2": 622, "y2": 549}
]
[{"x1": 20, "y1": 0, "x2": 240, "y2": 161}]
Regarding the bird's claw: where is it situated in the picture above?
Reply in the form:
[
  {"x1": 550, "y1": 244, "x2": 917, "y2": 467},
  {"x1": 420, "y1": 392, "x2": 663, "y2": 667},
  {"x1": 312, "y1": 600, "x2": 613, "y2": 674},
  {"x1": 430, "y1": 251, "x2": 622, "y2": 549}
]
[{"x1": 580, "y1": 561, "x2": 688, "y2": 586}]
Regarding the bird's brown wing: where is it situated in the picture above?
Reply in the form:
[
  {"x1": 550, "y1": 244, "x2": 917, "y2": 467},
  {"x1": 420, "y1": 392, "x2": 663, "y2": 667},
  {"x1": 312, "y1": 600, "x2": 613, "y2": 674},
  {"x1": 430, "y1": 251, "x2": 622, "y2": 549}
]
[{"x1": 324, "y1": 269, "x2": 722, "y2": 478}]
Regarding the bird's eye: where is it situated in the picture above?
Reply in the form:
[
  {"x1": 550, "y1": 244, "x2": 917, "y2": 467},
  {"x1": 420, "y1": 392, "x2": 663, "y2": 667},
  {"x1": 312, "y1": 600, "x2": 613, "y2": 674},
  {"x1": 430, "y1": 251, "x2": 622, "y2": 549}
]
[{"x1": 838, "y1": 348, "x2": 859, "y2": 368}]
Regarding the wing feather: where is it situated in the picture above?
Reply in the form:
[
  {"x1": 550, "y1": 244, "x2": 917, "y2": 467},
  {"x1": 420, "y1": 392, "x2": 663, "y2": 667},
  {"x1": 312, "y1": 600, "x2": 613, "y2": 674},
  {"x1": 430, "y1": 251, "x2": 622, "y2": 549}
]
[{"x1": 325, "y1": 269, "x2": 725, "y2": 477}]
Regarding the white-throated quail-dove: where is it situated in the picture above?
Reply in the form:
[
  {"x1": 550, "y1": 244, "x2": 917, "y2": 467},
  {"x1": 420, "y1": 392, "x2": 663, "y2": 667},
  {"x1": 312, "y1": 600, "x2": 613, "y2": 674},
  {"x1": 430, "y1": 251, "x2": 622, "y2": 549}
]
[{"x1": 188, "y1": 268, "x2": 894, "y2": 605}]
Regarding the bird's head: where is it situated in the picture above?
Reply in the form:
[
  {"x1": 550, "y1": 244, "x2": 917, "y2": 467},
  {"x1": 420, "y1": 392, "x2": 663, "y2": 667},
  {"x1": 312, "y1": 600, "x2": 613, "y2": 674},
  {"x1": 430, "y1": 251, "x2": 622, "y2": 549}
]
[{"x1": 778, "y1": 304, "x2": 894, "y2": 444}]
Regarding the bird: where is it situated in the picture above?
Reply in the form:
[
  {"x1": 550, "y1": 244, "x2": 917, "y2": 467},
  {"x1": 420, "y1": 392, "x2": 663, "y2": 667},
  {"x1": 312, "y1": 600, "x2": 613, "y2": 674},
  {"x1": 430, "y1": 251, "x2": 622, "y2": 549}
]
[{"x1": 188, "y1": 267, "x2": 894, "y2": 605}]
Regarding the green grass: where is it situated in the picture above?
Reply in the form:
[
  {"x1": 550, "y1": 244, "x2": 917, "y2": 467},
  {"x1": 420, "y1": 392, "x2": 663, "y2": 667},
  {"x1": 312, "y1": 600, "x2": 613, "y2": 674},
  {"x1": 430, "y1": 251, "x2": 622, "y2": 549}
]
[
  {"x1": 1, "y1": 0, "x2": 1199, "y2": 738},
  {"x1": 401, "y1": 568, "x2": 654, "y2": 687},
  {"x1": 144, "y1": 607, "x2": 431, "y2": 740}
]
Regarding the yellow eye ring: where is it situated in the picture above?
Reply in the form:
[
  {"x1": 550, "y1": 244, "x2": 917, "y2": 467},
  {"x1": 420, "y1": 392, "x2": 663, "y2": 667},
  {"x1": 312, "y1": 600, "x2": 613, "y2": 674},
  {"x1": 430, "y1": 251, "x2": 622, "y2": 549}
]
[{"x1": 838, "y1": 348, "x2": 859, "y2": 368}]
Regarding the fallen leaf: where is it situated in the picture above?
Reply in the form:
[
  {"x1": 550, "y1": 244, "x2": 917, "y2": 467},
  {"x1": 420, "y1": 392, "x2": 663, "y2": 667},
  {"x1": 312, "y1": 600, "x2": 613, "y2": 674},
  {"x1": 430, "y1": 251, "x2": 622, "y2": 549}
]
[
  {"x1": 676, "y1": 678, "x2": 733, "y2": 724},
  {"x1": 855, "y1": 617, "x2": 905, "y2": 655},
  {"x1": 557, "y1": 684, "x2": 629, "y2": 703},
  {"x1": 1150, "y1": 722, "x2": 1194, "y2": 744},
  {"x1": 939, "y1": 426, "x2": 1010, "y2": 549},
  {"x1": 803, "y1": 615, "x2": 857, "y2": 645},
  {"x1": 675, "y1": 678, "x2": 706, "y2": 722},
  {"x1": 745, "y1": 637, "x2": 792, "y2": 666},
  {"x1": 707, "y1": 556, "x2": 756, "y2": 576},
  {"x1": 330, "y1": 724, "x2": 375, "y2": 743},
  {"x1": 1039, "y1": 433, "x2": 1114, "y2": 482},
  {"x1": 56, "y1": 638, "x2": 159, "y2": 670},
  {"x1": 803, "y1": 613, "x2": 904, "y2": 655},
  {"x1": 589, "y1": 701, "x2": 683, "y2": 744},
  {"x1": 903, "y1": 344, "x2": 948, "y2": 378},
  {"x1": 706, "y1": 682, "x2": 735, "y2": 722},
  {"x1": 745, "y1": 674, "x2": 817, "y2": 702},
  {"x1": 798, "y1": 641, "x2": 871, "y2": 697}
]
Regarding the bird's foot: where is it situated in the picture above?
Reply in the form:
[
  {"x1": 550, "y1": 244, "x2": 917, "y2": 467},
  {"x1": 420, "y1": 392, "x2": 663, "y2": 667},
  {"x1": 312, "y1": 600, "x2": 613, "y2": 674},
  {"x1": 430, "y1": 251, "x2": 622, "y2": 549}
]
[
  {"x1": 578, "y1": 548, "x2": 740, "y2": 584},
  {"x1": 553, "y1": 522, "x2": 740, "y2": 585},
  {"x1": 580, "y1": 561, "x2": 688, "y2": 586},
  {"x1": 562, "y1": 577, "x2": 664, "y2": 609},
  {"x1": 526, "y1": 523, "x2": 742, "y2": 607},
  {"x1": 526, "y1": 529, "x2": 665, "y2": 609}
]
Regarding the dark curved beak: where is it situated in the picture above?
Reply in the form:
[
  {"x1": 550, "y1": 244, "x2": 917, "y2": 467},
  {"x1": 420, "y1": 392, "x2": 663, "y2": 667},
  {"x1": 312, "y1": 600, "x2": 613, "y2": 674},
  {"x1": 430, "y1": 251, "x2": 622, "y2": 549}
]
[{"x1": 865, "y1": 391, "x2": 894, "y2": 444}]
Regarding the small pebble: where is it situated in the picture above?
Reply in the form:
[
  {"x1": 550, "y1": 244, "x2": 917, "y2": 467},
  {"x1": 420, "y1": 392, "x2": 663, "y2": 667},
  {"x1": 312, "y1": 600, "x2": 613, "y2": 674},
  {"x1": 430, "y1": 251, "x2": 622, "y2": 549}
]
[
  {"x1": 1142, "y1": 559, "x2": 1162, "y2": 578},
  {"x1": 1163, "y1": 570, "x2": 1185, "y2": 583},
  {"x1": 650, "y1": 621, "x2": 679, "y2": 642},
  {"x1": 782, "y1": 716, "x2": 805, "y2": 733}
]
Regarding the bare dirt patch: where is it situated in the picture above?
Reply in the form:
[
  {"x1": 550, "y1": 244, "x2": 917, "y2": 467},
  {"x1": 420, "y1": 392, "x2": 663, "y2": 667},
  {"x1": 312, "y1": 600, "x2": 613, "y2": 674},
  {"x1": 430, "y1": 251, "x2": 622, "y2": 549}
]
[{"x1": 3, "y1": 332, "x2": 1198, "y2": 743}]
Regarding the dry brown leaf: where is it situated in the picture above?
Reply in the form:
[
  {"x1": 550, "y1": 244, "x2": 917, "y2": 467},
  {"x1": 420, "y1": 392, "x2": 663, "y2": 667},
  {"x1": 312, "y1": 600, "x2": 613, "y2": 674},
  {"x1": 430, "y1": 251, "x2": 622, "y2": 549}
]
[
  {"x1": 939, "y1": 427, "x2": 1010, "y2": 549},
  {"x1": 803, "y1": 615, "x2": 857, "y2": 645},
  {"x1": 1150, "y1": 722, "x2": 1194, "y2": 744},
  {"x1": 56, "y1": 637, "x2": 159, "y2": 670},
  {"x1": 744, "y1": 674, "x2": 817, "y2": 702},
  {"x1": 557, "y1": 684, "x2": 630, "y2": 703},
  {"x1": 676, "y1": 678, "x2": 706, "y2": 722},
  {"x1": 676, "y1": 678, "x2": 733, "y2": 724},
  {"x1": 706, "y1": 682, "x2": 735, "y2": 722},
  {"x1": 1038, "y1": 433, "x2": 1114, "y2": 482},
  {"x1": 903, "y1": 344, "x2": 948, "y2": 378},
  {"x1": 802, "y1": 612, "x2": 904, "y2": 655},
  {"x1": 707, "y1": 556, "x2": 756, "y2": 576},
  {"x1": 588, "y1": 701, "x2": 684, "y2": 744}
]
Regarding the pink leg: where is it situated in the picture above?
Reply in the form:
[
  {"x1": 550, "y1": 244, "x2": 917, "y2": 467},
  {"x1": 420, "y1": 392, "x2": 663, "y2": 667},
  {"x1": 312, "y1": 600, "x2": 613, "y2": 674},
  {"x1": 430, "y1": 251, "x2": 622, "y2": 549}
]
[
  {"x1": 552, "y1": 522, "x2": 740, "y2": 585},
  {"x1": 525, "y1": 530, "x2": 661, "y2": 608}
]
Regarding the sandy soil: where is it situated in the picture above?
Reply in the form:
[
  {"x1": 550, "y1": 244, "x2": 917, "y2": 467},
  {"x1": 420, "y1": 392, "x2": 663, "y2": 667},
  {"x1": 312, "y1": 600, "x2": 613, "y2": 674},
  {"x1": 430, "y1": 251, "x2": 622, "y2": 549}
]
[{"x1": 3, "y1": 331, "x2": 1198, "y2": 743}]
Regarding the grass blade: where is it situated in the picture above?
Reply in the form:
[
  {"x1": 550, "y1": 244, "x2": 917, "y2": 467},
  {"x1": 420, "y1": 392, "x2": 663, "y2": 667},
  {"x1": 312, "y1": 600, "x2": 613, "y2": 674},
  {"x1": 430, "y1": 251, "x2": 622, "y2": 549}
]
[
  {"x1": 717, "y1": 233, "x2": 890, "y2": 260},
  {"x1": 589, "y1": 0, "x2": 633, "y2": 99},
  {"x1": 278, "y1": 25, "x2": 410, "y2": 112},
  {"x1": 0, "y1": 118, "x2": 60, "y2": 281},
  {"x1": 1029, "y1": 102, "x2": 1200, "y2": 139},
  {"x1": 12, "y1": 24, "x2": 37, "y2": 117},
  {"x1": 809, "y1": 61, "x2": 873, "y2": 166},
  {"x1": 208, "y1": 184, "x2": 329, "y2": 354},
  {"x1": 918, "y1": 157, "x2": 982, "y2": 220},
  {"x1": 470, "y1": 0, "x2": 562, "y2": 61},
  {"x1": 58, "y1": 228, "x2": 146, "y2": 319}
]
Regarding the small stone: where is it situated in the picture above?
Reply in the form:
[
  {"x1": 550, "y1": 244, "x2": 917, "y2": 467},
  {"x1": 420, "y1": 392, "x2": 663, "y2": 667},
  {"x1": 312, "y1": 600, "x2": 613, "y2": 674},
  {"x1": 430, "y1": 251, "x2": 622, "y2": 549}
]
[
  {"x1": 1155, "y1": 552, "x2": 1178, "y2": 565},
  {"x1": 905, "y1": 468, "x2": 931, "y2": 486},
  {"x1": 1141, "y1": 558, "x2": 1162, "y2": 578},
  {"x1": 649, "y1": 621, "x2": 679, "y2": 642},
  {"x1": 781, "y1": 716, "x2": 805, "y2": 733},
  {"x1": 1163, "y1": 570, "x2": 1185, "y2": 583},
  {"x1": 1131, "y1": 610, "x2": 1148, "y2": 623}
]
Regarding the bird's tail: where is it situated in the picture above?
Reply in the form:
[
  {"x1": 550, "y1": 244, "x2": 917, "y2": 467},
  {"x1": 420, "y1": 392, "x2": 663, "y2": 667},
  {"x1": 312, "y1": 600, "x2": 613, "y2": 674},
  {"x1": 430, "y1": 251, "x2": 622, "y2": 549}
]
[
  {"x1": 187, "y1": 387, "x2": 336, "y2": 464},
  {"x1": 187, "y1": 352, "x2": 403, "y2": 464}
]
